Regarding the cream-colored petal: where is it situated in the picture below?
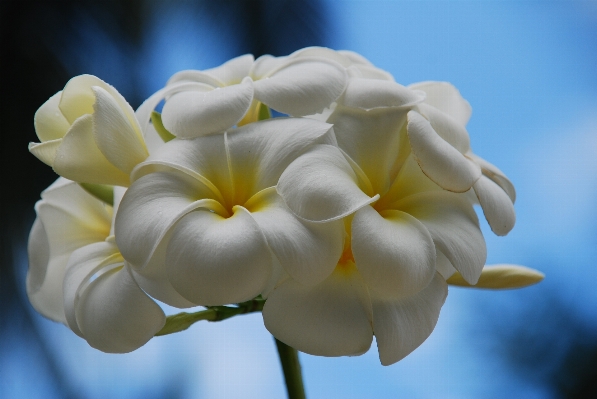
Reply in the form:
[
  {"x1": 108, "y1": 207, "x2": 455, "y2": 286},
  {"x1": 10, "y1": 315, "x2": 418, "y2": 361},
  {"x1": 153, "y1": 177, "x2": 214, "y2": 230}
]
[
  {"x1": 245, "y1": 187, "x2": 343, "y2": 286},
  {"x1": 166, "y1": 206, "x2": 272, "y2": 306},
  {"x1": 225, "y1": 118, "x2": 335, "y2": 202},
  {"x1": 263, "y1": 266, "x2": 373, "y2": 357},
  {"x1": 447, "y1": 264, "x2": 544, "y2": 289},
  {"x1": 115, "y1": 171, "x2": 220, "y2": 270},
  {"x1": 26, "y1": 218, "x2": 51, "y2": 312},
  {"x1": 53, "y1": 115, "x2": 131, "y2": 186},
  {"x1": 467, "y1": 153, "x2": 516, "y2": 203},
  {"x1": 408, "y1": 81, "x2": 472, "y2": 126},
  {"x1": 416, "y1": 103, "x2": 471, "y2": 154},
  {"x1": 34, "y1": 91, "x2": 70, "y2": 141},
  {"x1": 253, "y1": 57, "x2": 347, "y2": 116},
  {"x1": 328, "y1": 104, "x2": 408, "y2": 195},
  {"x1": 277, "y1": 144, "x2": 378, "y2": 222},
  {"x1": 352, "y1": 206, "x2": 436, "y2": 300},
  {"x1": 341, "y1": 78, "x2": 424, "y2": 111},
  {"x1": 28, "y1": 140, "x2": 61, "y2": 167},
  {"x1": 59, "y1": 75, "x2": 104, "y2": 124},
  {"x1": 396, "y1": 191, "x2": 486, "y2": 284},
  {"x1": 161, "y1": 77, "x2": 254, "y2": 138},
  {"x1": 473, "y1": 175, "x2": 516, "y2": 236},
  {"x1": 92, "y1": 86, "x2": 148, "y2": 174},
  {"x1": 372, "y1": 273, "x2": 448, "y2": 366},
  {"x1": 407, "y1": 111, "x2": 481, "y2": 192}
]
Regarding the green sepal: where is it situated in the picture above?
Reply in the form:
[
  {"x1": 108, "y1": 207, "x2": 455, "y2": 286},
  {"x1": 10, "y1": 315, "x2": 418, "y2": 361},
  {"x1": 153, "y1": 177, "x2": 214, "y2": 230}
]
[
  {"x1": 151, "y1": 111, "x2": 176, "y2": 143},
  {"x1": 79, "y1": 183, "x2": 114, "y2": 206},
  {"x1": 156, "y1": 297, "x2": 265, "y2": 336},
  {"x1": 258, "y1": 102, "x2": 272, "y2": 121}
]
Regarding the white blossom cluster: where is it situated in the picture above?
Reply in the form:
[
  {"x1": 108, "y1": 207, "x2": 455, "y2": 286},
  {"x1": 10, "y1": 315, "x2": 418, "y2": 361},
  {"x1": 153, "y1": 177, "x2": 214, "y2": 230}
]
[{"x1": 28, "y1": 47, "x2": 537, "y2": 365}]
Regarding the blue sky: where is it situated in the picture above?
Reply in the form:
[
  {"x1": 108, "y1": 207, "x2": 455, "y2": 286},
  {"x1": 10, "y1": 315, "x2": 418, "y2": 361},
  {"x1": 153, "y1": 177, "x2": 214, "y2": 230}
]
[{"x1": 6, "y1": 1, "x2": 597, "y2": 398}]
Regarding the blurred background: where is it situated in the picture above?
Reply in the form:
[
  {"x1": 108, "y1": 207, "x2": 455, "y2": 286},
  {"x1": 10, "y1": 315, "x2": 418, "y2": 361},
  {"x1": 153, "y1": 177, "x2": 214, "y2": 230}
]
[{"x1": 1, "y1": 1, "x2": 596, "y2": 398}]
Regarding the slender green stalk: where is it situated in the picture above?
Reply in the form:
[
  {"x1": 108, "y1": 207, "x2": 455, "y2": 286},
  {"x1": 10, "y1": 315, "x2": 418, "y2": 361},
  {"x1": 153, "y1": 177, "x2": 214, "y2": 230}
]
[{"x1": 274, "y1": 338, "x2": 306, "y2": 399}]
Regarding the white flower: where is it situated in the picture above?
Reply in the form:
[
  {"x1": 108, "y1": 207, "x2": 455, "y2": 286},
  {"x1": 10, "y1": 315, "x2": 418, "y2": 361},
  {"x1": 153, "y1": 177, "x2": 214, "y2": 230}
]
[
  {"x1": 265, "y1": 80, "x2": 490, "y2": 365},
  {"x1": 156, "y1": 47, "x2": 351, "y2": 139},
  {"x1": 114, "y1": 117, "x2": 344, "y2": 307},
  {"x1": 27, "y1": 178, "x2": 165, "y2": 352},
  {"x1": 29, "y1": 75, "x2": 149, "y2": 186}
]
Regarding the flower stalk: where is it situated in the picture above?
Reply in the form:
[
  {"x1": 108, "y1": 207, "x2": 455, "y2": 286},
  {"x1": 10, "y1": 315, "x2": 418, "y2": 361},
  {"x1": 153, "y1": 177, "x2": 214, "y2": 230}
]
[{"x1": 275, "y1": 338, "x2": 306, "y2": 399}]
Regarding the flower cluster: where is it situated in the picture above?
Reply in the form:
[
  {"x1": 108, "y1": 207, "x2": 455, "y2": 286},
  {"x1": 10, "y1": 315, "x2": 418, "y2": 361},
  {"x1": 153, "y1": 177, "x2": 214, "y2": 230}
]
[{"x1": 28, "y1": 47, "x2": 541, "y2": 364}]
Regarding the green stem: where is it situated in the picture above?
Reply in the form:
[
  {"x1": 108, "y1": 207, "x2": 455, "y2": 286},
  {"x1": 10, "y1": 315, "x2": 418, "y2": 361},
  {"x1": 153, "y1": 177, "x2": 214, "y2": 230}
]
[{"x1": 274, "y1": 338, "x2": 306, "y2": 399}]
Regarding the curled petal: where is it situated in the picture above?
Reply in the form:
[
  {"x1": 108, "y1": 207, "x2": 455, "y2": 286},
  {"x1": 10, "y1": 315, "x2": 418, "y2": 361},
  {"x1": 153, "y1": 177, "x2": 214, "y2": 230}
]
[
  {"x1": 341, "y1": 78, "x2": 424, "y2": 111},
  {"x1": 408, "y1": 81, "x2": 472, "y2": 126},
  {"x1": 407, "y1": 111, "x2": 481, "y2": 192},
  {"x1": 92, "y1": 86, "x2": 147, "y2": 173},
  {"x1": 115, "y1": 171, "x2": 221, "y2": 269},
  {"x1": 467, "y1": 153, "x2": 516, "y2": 203},
  {"x1": 166, "y1": 70, "x2": 223, "y2": 88},
  {"x1": 203, "y1": 54, "x2": 254, "y2": 85},
  {"x1": 396, "y1": 191, "x2": 486, "y2": 284},
  {"x1": 352, "y1": 206, "x2": 436, "y2": 300},
  {"x1": 245, "y1": 187, "x2": 344, "y2": 286},
  {"x1": 447, "y1": 264, "x2": 544, "y2": 289},
  {"x1": 263, "y1": 266, "x2": 373, "y2": 357},
  {"x1": 435, "y1": 249, "x2": 456, "y2": 279},
  {"x1": 26, "y1": 218, "x2": 51, "y2": 311},
  {"x1": 162, "y1": 77, "x2": 254, "y2": 138},
  {"x1": 28, "y1": 140, "x2": 60, "y2": 167},
  {"x1": 226, "y1": 118, "x2": 335, "y2": 200},
  {"x1": 253, "y1": 58, "x2": 347, "y2": 116},
  {"x1": 278, "y1": 144, "x2": 378, "y2": 222},
  {"x1": 372, "y1": 273, "x2": 448, "y2": 366},
  {"x1": 34, "y1": 91, "x2": 70, "y2": 141},
  {"x1": 416, "y1": 103, "x2": 471, "y2": 153},
  {"x1": 473, "y1": 175, "x2": 516, "y2": 236},
  {"x1": 53, "y1": 115, "x2": 131, "y2": 186},
  {"x1": 251, "y1": 54, "x2": 287, "y2": 80},
  {"x1": 166, "y1": 206, "x2": 272, "y2": 305}
]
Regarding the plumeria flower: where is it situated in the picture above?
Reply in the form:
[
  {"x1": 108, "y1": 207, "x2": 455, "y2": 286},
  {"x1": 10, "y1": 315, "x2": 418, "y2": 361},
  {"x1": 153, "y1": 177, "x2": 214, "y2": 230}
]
[
  {"x1": 157, "y1": 48, "x2": 350, "y2": 139},
  {"x1": 409, "y1": 81, "x2": 516, "y2": 236},
  {"x1": 114, "y1": 117, "x2": 344, "y2": 307},
  {"x1": 29, "y1": 75, "x2": 152, "y2": 186},
  {"x1": 264, "y1": 82, "x2": 489, "y2": 365},
  {"x1": 27, "y1": 178, "x2": 165, "y2": 352}
]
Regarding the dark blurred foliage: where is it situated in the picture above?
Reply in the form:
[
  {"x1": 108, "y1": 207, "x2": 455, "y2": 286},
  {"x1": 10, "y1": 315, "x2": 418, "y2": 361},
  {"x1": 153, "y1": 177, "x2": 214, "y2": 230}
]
[
  {"x1": 0, "y1": 0, "x2": 328, "y2": 397},
  {"x1": 476, "y1": 287, "x2": 597, "y2": 399}
]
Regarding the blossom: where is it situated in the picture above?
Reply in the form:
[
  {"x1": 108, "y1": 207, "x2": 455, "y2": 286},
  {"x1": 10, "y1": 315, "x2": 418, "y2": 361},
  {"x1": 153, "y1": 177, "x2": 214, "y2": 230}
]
[
  {"x1": 27, "y1": 178, "x2": 165, "y2": 352},
  {"x1": 29, "y1": 75, "x2": 149, "y2": 186},
  {"x1": 156, "y1": 47, "x2": 351, "y2": 139},
  {"x1": 264, "y1": 79, "x2": 489, "y2": 365},
  {"x1": 114, "y1": 117, "x2": 344, "y2": 307}
]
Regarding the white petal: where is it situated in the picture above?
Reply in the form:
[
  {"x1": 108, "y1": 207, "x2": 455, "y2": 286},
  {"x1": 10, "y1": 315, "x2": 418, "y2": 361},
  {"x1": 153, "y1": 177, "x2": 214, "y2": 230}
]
[
  {"x1": 92, "y1": 86, "x2": 147, "y2": 174},
  {"x1": 435, "y1": 249, "x2": 456, "y2": 279},
  {"x1": 396, "y1": 191, "x2": 486, "y2": 284},
  {"x1": 115, "y1": 171, "x2": 221, "y2": 270},
  {"x1": 166, "y1": 206, "x2": 272, "y2": 305},
  {"x1": 407, "y1": 111, "x2": 481, "y2": 192},
  {"x1": 250, "y1": 54, "x2": 287, "y2": 80},
  {"x1": 29, "y1": 181, "x2": 112, "y2": 323},
  {"x1": 53, "y1": 115, "x2": 131, "y2": 186},
  {"x1": 416, "y1": 103, "x2": 471, "y2": 153},
  {"x1": 28, "y1": 140, "x2": 60, "y2": 167},
  {"x1": 245, "y1": 187, "x2": 344, "y2": 286},
  {"x1": 447, "y1": 264, "x2": 544, "y2": 289},
  {"x1": 63, "y1": 241, "x2": 121, "y2": 337},
  {"x1": 75, "y1": 264, "x2": 165, "y2": 353},
  {"x1": 328, "y1": 104, "x2": 408, "y2": 195},
  {"x1": 166, "y1": 70, "x2": 223, "y2": 87},
  {"x1": 473, "y1": 175, "x2": 516, "y2": 236},
  {"x1": 203, "y1": 54, "x2": 254, "y2": 85},
  {"x1": 253, "y1": 57, "x2": 347, "y2": 116},
  {"x1": 467, "y1": 153, "x2": 516, "y2": 203},
  {"x1": 277, "y1": 144, "x2": 378, "y2": 222},
  {"x1": 372, "y1": 273, "x2": 448, "y2": 365},
  {"x1": 352, "y1": 205, "x2": 436, "y2": 299},
  {"x1": 341, "y1": 78, "x2": 424, "y2": 111},
  {"x1": 226, "y1": 118, "x2": 335, "y2": 200},
  {"x1": 408, "y1": 81, "x2": 472, "y2": 126},
  {"x1": 263, "y1": 266, "x2": 373, "y2": 357},
  {"x1": 135, "y1": 81, "x2": 214, "y2": 137},
  {"x1": 34, "y1": 91, "x2": 70, "y2": 141},
  {"x1": 162, "y1": 77, "x2": 254, "y2": 138}
]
